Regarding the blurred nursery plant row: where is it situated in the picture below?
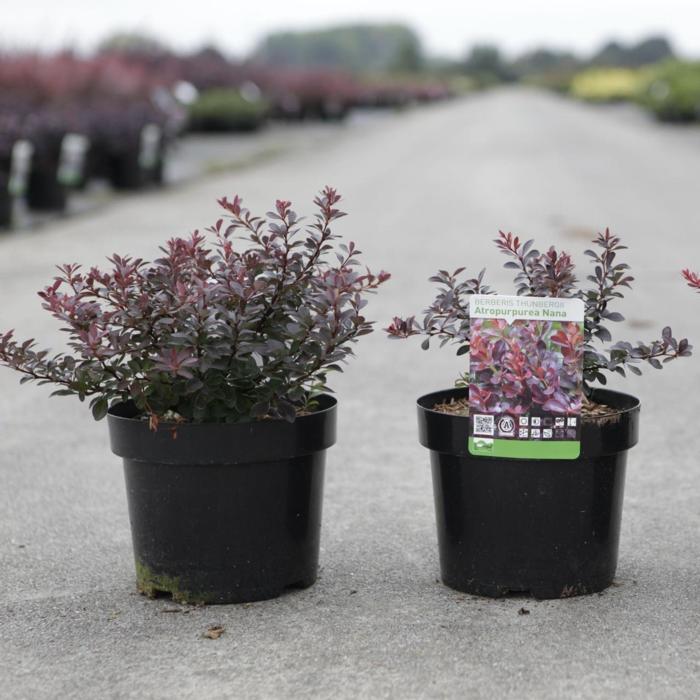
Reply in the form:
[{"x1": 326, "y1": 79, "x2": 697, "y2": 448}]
[
  {"x1": 567, "y1": 62, "x2": 700, "y2": 122},
  {"x1": 0, "y1": 25, "x2": 456, "y2": 229},
  {"x1": 510, "y1": 36, "x2": 700, "y2": 122},
  {"x1": 2, "y1": 27, "x2": 698, "y2": 232},
  {"x1": 451, "y1": 34, "x2": 700, "y2": 123}
]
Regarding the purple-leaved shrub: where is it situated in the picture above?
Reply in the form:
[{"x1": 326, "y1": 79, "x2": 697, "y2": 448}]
[
  {"x1": 683, "y1": 269, "x2": 700, "y2": 292},
  {"x1": 387, "y1": 229, "x2": 691, "y2": 396},
  {"x1": 0, "y1": 187, "x2": 389, "y2": 424}
]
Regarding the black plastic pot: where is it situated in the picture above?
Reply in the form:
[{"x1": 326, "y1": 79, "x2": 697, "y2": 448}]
[
  {"x1": 107, "y1": 150, "x2": 148, "y2": 190},
  {"x1": 188, "y1": 114, "x2": 264, "y2": 132},
  {"x1": 149, "y1": 147, "x2": 166, "y2": 185},
  {"x1": 418, "y1": 387, "x2": 640, "y2": 599},
  {"x1": 27, "y1": 167, "x2": 68, "y2": 211},
  {"x1": 0, "y1": 176, "x2": 11, "y2": 228},
  {"x1": 108, "y1": 396, "x2": 337, "y2": 604}
]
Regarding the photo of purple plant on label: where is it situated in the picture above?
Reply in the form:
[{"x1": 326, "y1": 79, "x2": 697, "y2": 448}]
[{"x1": 468, "y1": 294, "x2": 584, "y2": 459}]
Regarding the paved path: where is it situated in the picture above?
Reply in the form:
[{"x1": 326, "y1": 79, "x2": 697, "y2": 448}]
[{"x1": 1, "y1": 87, "x2": 699, "y2": 699}]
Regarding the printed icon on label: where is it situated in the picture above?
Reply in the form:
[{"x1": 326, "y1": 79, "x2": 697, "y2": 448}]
[
  {"x1": 554, "y1": 417, "x2": 565, "y2": 428},
  {"x1": 567, "y1": 417, "x2": 577, "y2": 427},
  {"x1": 531, "y1": 428, "x2": 541, "y2": 439},
  {"x1": 566, "y1": 428, "x2": 577, "y2": 439},
  {"x1": 518, "y1": 428, "x2": 529, "y2": 438},
  {"x1": 473, "y1": 414, "x2": 494, "y2": 436},
  {"x1": 554, "y1": 428, "x2": 565, "y2": 439},
  {"x1": 543, "y1": 417, "x2": 553, "y2": 427},
  {"x1": 543, "y1": 428, "x2": 553, "y2": 439},
  {"x1": 473, "y1": 437, "x2": 493, "y2": 451},
  {"x1": 498, "y1": 416, "x2": 515, "y2": 436},
  {"x1": 519, "y1": 417, "x2": 529, "y2": 427},
  {"x1": 531, "y1": 417, "x2": 541, "y2": 427}
]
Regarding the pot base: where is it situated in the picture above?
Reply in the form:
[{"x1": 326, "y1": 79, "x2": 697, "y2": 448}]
[
  {"x1": 430, "y1": 452, "x2": 627, "y2": 600},
  {"x1": 134, "y1": 559, "x2": 317, "y2": 605},
  {"x1": 124, "y1": 455, "x2": 325, "y2": 605},
  {"x1": 440, "y1": 572, "x2": 612, "y2": 600}
]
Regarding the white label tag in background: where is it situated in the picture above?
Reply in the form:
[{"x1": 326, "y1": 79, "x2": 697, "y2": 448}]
[
  {"x1": 58, "y1": 133, "x2": 89, "y2": 187},
  {"x1": 139, "y1": 124, "x2": 162, "y2": 169},
  {"x1": 9, "y1": 140, "x2": 33, "y2": 196}
]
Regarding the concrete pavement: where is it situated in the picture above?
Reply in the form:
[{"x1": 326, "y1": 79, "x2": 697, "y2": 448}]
[{"x1": 1, "y1": 87, "x2": 699, "y2": 699}]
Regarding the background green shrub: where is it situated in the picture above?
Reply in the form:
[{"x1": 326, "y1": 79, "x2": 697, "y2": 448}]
[
  {"x1": 569, "y1": 67, "x2": 650, "y2": 103},
  {"x1": 639, "y1": 61, "x2": 700, "y2": 122},
  {"x1": 188, "y1": 89, "x2": 270, "y2": 132}
]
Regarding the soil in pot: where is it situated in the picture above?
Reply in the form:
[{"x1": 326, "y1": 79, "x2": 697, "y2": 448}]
[
  {"x1": 418, "y1": 387, "x2": 640, "y2": 599},
  {"x1": 108, "y1": 395, "x2": 337, "y2": 604}
]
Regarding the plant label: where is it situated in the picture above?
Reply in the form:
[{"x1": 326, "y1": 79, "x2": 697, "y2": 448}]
[
  {"x1": 58, "y1": 133, "x2": 89, "y2": 187},
  {"x1": 139, "y1": 124, "x2": 162, "y2": 170},
  {"x1": 468, "y1": 294, "x2": 584, "y2": 459},
  {"x1": 8, "y1": 140, "x2": 33, "y2": 197}
]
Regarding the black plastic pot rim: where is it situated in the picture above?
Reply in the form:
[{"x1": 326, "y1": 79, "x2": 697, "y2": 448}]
[
  {"x1": 417, "y1": 386, "x2": 640, "y2": 459},
  {"x1": 417, "y1": 387, "x2": 640, "y2": 420},
  {"x1": 107, "y1": 394, "x2": 338, "y2": 465}
]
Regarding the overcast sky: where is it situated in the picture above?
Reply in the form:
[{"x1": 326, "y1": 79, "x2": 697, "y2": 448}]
[{"x1": 2, "y1": 1, "x2": 699, "y2": 58}]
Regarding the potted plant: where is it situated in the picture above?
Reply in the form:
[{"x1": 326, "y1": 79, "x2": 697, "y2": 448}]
[
  {"x1": 24, "y1": 109, "x2": 71, "y2": 212},
  {"x1": 387, "y1": 229, "x2": 691, "y2": 599},
  {"x1": 85, "y1": 100, "x2": 170, "y2": 190},
  {"x1": 0, "y1": 170, "x2": 10, "y2": 228},
  {"x1": 0, "y1": 113, "x2": 34, "y2": 228},
  {"x1": 0, "y1": 187, "x2": 389, "y2": 604},
  {"x1": 0, "y1": 113, "x2": 18, "y2": 228}
]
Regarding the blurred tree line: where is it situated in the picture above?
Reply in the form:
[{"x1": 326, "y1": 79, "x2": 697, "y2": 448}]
[
  {"x1": 247, "y1": 25, "x2": 698, "y2": 122},
  {"x1": 457, "y1": 35, "x2": 675, "y2": 86},
  {"x1": 249, "y1": 25, "x2": 677, "y2": 89},
  {"x1": 88, "y1": 25, "x2": 679, "y2": 87},
  {"x1": 254, "y1": 24, "x2": 424, "y2": 73}
]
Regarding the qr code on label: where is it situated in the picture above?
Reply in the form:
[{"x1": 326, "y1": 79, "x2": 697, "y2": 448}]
[{"x1": 473, "y1": 414, "x2": 494, "y2": 436}]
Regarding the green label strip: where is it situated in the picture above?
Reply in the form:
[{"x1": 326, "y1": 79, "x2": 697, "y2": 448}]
[{"x1": 468, "y1": 437, "x2": 580, "y2": 460}]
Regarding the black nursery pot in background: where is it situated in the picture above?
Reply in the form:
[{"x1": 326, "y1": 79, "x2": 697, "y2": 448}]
[
  {"x1": 108, "y1": 395, "x2": 337, "y2": 605},
  {"x1": 106, "y1": 149, "x2": 165, "y2": 190},
  {"x1": 107, "y1": 149, "x2": 149, "y2": 190},
  {"x1": 0, "y1": 175, "x2": 11, "y2": 227},
  {"x1": 27, "y1": 165, "x2": 67, "y2": 212},
  {"x1": 418, "y1": 387, "x2": 640, "y2": 599}
]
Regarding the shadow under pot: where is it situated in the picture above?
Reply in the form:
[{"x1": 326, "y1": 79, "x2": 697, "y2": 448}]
[
  {"x1": 417, "y1": 387, "x2": 640, "y2": 599},
  {"x1": 108, "y1": 395, "x2": 337, "y2": 605}
]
